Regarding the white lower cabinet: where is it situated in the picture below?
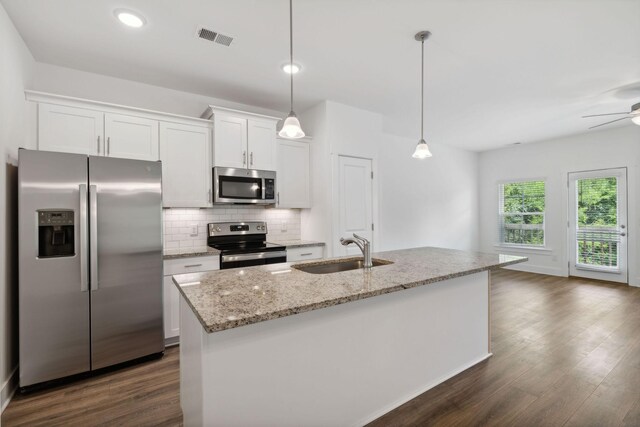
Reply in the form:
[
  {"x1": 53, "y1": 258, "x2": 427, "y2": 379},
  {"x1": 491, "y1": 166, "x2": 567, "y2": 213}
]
[
  {"x1": 286, "y1": 246, "x2": 324, "y2": 262},
  {"x1": 163, "y1": 255, "x2": 220, "y2": 344}
]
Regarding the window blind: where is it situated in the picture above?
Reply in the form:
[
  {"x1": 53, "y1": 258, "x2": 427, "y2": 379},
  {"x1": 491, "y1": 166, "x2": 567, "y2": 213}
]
[
  {"x1": 576, "y1": 177, "x2": 619, "y2": 267},
  {"x1": 499, "y1": 180, "x2": 545, "y2": 246}
]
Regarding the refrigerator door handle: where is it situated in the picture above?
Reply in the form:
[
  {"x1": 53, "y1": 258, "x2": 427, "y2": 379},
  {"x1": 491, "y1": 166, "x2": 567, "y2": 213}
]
[
  {"x1": 89, "y1": 184, "x2": 99, "y2": 291},
  {"x1": 79, "y1": 184, "x2": 89, "y2": 292}
]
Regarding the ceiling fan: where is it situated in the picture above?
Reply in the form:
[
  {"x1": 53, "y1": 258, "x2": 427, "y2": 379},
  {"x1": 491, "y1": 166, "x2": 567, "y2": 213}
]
[{"x1": 583, "y1": 102, "x2": 640, "y2": 129}]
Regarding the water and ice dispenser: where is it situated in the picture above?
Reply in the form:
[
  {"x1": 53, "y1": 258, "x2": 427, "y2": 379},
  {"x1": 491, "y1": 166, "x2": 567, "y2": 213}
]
[{"x1": 37, "y1": 210, "x2": 75, "y2": 258}]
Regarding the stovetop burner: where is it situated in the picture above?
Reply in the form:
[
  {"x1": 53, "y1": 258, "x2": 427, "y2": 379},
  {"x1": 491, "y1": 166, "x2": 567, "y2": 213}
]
[{"x1": 207, "y1": 221, "x2": 285, "y2": 254}]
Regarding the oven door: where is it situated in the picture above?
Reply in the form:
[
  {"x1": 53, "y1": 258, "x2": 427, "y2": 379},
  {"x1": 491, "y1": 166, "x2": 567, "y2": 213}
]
[
  {"x1": 213, "y1": 167, "x2": 276, "y2": 204},
  {"x1": 220, "y1": 250, "x2": 287, "y2": 270}
]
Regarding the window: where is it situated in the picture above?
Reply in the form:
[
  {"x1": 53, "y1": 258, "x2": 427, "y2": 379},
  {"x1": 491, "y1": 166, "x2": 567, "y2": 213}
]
[{"x1": 499, "y1": 180, "x2": 545, "y2": 246}]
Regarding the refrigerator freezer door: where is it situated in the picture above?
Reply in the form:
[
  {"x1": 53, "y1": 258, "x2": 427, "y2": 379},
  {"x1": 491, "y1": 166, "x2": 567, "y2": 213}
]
[
  {"x1": 18, "y1": 150, "x2": 90, "y2": 387},
  {"x1": 88, "y1": 156, "x2": 164, "y2": 369}
]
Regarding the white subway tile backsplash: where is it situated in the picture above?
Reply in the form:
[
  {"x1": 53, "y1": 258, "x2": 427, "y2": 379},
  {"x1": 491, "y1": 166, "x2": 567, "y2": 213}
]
[{"x1": 162, "y1": 206, "x2": 302, "y2": 251}]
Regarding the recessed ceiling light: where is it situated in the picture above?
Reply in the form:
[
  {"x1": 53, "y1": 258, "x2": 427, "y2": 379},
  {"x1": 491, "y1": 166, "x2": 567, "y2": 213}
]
[
  {"x1": 114, "y1": 9, "x2": 146, "y2": 28},
  {"x1": 282, "y1": 63, "x2": 301, "y2": 74}
]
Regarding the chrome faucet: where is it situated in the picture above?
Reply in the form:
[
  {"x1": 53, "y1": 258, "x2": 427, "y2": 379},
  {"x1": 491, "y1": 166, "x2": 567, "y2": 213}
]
[{"x1": 340, "y1": 233, "x2": 372, "y2": 268}]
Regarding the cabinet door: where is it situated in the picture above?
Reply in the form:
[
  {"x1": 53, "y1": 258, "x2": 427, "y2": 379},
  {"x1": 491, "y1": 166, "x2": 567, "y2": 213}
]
[
  {"x1": 213, "y1": 114, "x2": 247, "y2": 168},
  {"x1": 163, "y1": 276, "x2": 180, "y2": 340},
  {"x1": 160, "y1": 122, "x2": 212, "y2": 207},
  {"x1": 277, "y1": 139, "x2": 310, "y2": 208},
  {"x1": 248, "y1": 119, "x2": 277, "y2": 171},
  {"x1": 38, "y1": 103, "x2": 104, "y2": 155},
  {"x1": 105, "y1": 113, "x2": 159, "y2": 161}
]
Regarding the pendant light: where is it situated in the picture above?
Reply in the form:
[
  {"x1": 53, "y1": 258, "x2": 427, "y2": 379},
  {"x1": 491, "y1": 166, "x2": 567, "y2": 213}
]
[
  {"x1": 279, "y1": 0, "x2": 305, "y2": 139},
  {"x1": 412, "y1": 31, "x2": 433, "y2": 159}
]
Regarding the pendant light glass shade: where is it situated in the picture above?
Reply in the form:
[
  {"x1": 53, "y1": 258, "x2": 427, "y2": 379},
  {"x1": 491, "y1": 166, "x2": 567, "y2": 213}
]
[
  {"x1": 632, "y1": 115, "x2": 640, "y2": 125},
  {"x1": 412, "y1": 139, "x2": 432, "y2": 159},
  {"x1": 413, "y1": 31, "x2": 432, "y2": 159},
  {"x1": 279, "y1": 111, "x2": 305, "y2": 138},
  {"x1": 280, "y1": 0, "x2": 305, "y2": 139}
]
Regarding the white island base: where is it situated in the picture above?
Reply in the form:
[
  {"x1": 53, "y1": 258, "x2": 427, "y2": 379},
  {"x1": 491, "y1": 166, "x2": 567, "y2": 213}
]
[{"x1": 179, "y1": 271, "x2": 491, "y2": 427}]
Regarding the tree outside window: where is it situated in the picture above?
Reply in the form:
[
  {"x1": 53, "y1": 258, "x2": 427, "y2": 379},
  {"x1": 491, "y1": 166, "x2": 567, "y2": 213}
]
[{"x1": 499, "y1": 181, "x2": 545, "y2": 246}]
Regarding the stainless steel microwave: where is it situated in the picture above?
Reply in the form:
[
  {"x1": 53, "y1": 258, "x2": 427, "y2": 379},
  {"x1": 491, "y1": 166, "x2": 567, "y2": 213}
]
[{"x1": 213, "y1": 167, "x2": 276, "y2": 204}]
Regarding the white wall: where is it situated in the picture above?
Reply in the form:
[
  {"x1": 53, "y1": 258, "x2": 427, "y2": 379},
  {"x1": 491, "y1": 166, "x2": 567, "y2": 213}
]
[
  {"x1": 0, "y1": 2, "x2": 36, "y2": 411},
  {"x1": 300, "y1": 101, "x2": 382, "y2": 256},
  {"x1": 301, "y1": 100, "x2": 480, "y2": 255},
  {"x1": 33, "y1": 62, "x2": 284, "y2": 122},
  {"x1": 479, "y1": 125, "x2": 640, "y2": 285},
  {"x1": 379, "y1": 135, "x2": 479, "y2": 252}
]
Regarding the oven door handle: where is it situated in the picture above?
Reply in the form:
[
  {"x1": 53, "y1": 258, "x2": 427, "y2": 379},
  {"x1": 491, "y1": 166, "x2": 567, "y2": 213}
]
[{"x1": 221, "y1": 251, "x2": 287, "y2": 263}]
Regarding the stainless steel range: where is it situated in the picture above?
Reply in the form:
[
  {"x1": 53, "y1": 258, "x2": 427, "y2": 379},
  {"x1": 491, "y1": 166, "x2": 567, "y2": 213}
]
[{"x1": 208, "y1": 221, "x2": 287, "y2": 269}]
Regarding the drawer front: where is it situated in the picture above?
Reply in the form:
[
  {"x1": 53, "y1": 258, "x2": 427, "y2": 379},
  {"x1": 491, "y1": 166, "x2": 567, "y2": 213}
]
[
  {"x1": 287, "y1": 246, "x2": 324, "y2": 262},
  {"x1": 164, "y1": 255, "x2": 220, "y2": 276}
]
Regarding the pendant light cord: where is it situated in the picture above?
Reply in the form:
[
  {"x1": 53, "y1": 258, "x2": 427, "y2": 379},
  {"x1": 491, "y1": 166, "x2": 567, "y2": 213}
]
[
  {"x1": 421, "y1": 37, "x2": 424, "y2": 140},
  {"x1": 289, "y1": 0, "x2": 294, "y2": 112}
]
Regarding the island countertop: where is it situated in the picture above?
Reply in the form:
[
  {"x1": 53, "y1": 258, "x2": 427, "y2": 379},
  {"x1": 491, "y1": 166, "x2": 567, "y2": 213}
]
[{"x1": 172, "y1": 246, "x2": 527, "y2": 333}]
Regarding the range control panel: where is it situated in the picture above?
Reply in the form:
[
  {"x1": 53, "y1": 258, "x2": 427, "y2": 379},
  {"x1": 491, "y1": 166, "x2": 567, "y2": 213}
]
[
  {"x1": 38, "y1": 210, "x2": 74, "y2": 226},
  {"x1": 208, "y1": 221, "x2": 268, "y2": 236}
]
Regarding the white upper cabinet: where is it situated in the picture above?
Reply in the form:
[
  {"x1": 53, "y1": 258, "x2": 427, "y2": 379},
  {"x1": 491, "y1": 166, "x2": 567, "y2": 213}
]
[
  {"x1": 248, "y1": 119, "x2": 277, "y2": 170},
  {"x1": 160, "y1": 122, "x2": 212, "y2": 208},
  {"x1": 205, "y1": 106, "x2": 279, "y2": 171},
  {"x1": 38, "y1": 103, "x2": 104, "y2": 155},
  {"x1": 104, "y1": 113, "x2": 159, "y2": 161},
  {"x1": 276, "y1": 137, "x2": 311, "y2": 208},
  {"x1": 213, "y1": 114, "x2": 247, "y2": 168}
]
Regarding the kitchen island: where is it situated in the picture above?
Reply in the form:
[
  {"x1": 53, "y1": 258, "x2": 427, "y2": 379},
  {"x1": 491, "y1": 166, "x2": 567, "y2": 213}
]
[{"x1": 173, "y1": 247, "x2": 527, "y2": 427}]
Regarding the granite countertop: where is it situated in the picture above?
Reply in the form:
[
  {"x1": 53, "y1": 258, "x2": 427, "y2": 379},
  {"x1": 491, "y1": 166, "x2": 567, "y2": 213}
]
[
  {"x1": 163, "y1": 246, "x2": 220, "y2": 260},
  {"x1": 267, "y1": 239, "x2": 325, "y2": 248},
  {"x1": 172, "y1": 247, "x2": 527, "y2": 333}
]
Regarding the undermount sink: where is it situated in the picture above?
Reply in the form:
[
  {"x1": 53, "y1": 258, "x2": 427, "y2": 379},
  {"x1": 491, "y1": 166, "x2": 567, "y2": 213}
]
[{"x1": 292, "y1": 257, "x2": 394, "y2": 275}]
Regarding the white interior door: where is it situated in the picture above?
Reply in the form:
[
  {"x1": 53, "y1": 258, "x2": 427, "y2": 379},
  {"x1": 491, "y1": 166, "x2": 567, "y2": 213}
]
[
  {"x1": 569, "y1": 168, "x2": 627, "y2": 283},
  {"x1": 335, "y1": 156, "x2": 373, "y2": 256}
]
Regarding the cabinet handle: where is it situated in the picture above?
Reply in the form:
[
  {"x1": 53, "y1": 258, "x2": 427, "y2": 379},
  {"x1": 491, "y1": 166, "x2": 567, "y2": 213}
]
[
  {"x1": 184, "y1": 264, "x2": 203, "y2": 268},
  {"x1": 107, "y1": 137, "x2": 111, "y2": 156},
  {"x1": 250, "y1": 152, "x2": 253, "y2": 166},
  {"x1": 208, "y1": 189, "x2": 211, "y2": 203},
  {"x1": 300, "y1": 253, "x2": 313, "y2": 256},
  {"x1": 243, "y1": 151, "x2": 247, "y2": 166},
  {"x1": 277, "y1": 192, "x2": 280, "y2": 206},
  {"x1": 97, "y1": 136, "x2": 101, "y2": 154}
]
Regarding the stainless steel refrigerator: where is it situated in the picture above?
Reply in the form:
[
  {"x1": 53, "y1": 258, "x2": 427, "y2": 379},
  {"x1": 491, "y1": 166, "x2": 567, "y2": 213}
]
[{"x1": 18, "y1": 149, "x2": 164, "y2": 389}]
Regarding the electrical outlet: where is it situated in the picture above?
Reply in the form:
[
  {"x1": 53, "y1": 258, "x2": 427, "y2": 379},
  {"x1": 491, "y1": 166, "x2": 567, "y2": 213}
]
[
  {"x1": 281, "y1": 220, "x2": 287, "y2": 232},
  {"x1": 190, "y1": 223, "x2": 198, "y2": 236}
]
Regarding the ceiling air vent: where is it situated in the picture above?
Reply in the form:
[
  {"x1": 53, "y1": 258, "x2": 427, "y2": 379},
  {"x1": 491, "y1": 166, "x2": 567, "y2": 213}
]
[{"x1": 196, "y1": 26, "x2": 233, "y2": 47}]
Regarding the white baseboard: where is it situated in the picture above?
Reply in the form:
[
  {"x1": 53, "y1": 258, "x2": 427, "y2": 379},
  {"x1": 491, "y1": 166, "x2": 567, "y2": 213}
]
[
  {"x1": 503, "y1": 263, "x2": 566, "y2": 277},
  {"x1": 1, "y1": 366, "x2": 18, "y2": 413},
  {"x1": 356, "y1": 353, "x2": 493, "y2": 427}
]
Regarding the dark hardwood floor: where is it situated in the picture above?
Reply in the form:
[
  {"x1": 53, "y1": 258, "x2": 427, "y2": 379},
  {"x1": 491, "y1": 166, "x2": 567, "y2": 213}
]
[
  {"x1": 2, "y1": 346, "x2": 182, "y2": 427},
  {"x1": 3, "y1": 269, "x2": 640, "y2": 426}
]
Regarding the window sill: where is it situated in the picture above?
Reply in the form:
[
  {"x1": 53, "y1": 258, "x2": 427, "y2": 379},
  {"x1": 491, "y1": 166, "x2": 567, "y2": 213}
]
[{"x1": 493, "y1": 244, "x2": 553, "y2": 254}]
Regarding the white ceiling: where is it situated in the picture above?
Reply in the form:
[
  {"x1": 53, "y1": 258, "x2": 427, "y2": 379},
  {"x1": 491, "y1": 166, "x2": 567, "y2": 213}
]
[{"x1": 3, "y1": 0, "x2": 640, "y2": 151}]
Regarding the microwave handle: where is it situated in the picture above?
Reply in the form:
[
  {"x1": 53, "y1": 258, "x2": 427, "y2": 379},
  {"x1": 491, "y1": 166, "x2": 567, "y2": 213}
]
[{"x1": 261, "y1": 178, "x2": 266, "y2": 200}]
